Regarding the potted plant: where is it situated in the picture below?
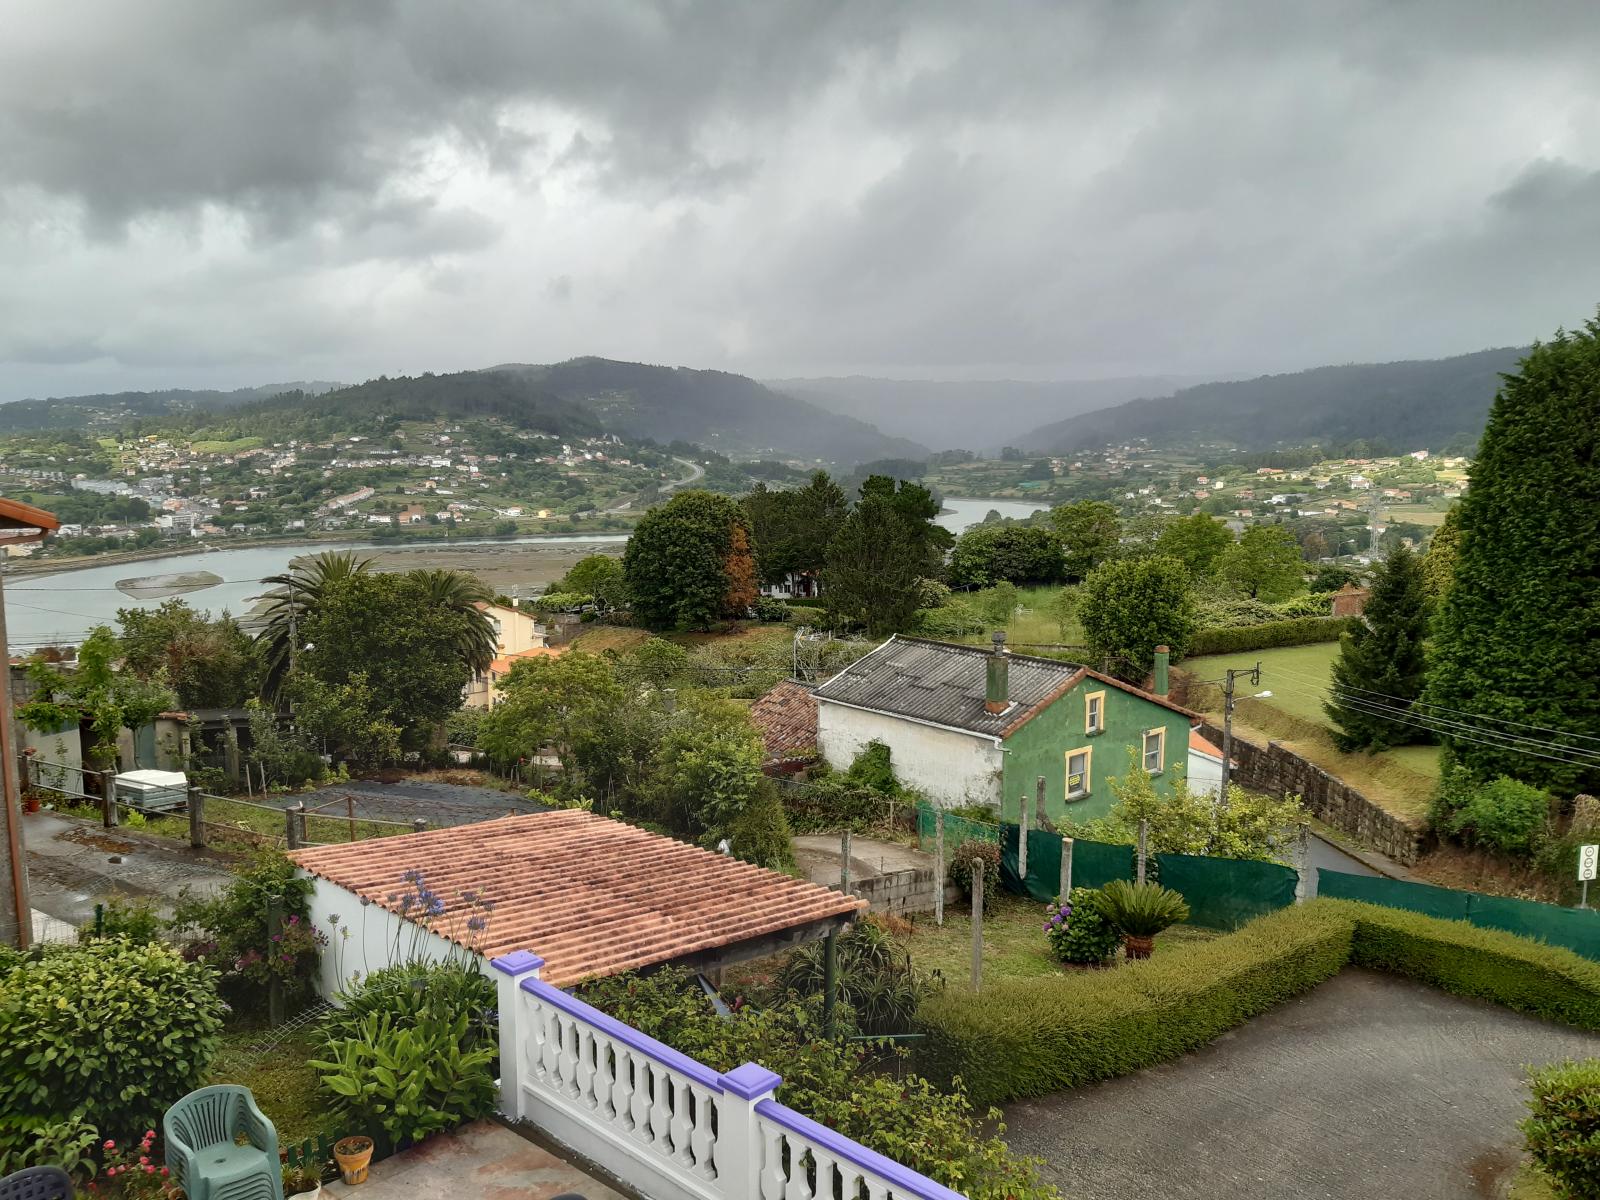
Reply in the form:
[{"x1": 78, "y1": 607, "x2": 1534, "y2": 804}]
[
  {"x1": 1096, "y1": 879, "x2": 1190, "y2": 959},
  {"x1": 20, "y1": 789, "x2": 42, "y2": 814},
  {"x1": 333, "y1": 1136, "x2": 374, "y2": 1186},
  {"x1": 284, "y1": 1161, "x2": 324, "y2": 1198}
]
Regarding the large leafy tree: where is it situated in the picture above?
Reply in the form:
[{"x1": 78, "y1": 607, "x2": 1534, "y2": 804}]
[
  {"x1": 822, "y1": 478, "x2": 949, "y2": 637},
  {"x1": 407, "y1": 568, "x2": 497, "y2": 675},
  {"x1": 1049, "y1": 500, "x2": 1121, "y2": 580},
  {"x1": 117, "y1": 599, "x2": 258, "y2": 709},
  {"x1": 19, "y1": 626, "x2": 177, "y2": 766},
  {"x1": 478, "y1": 652, "x2": 629, "y2": 795},
  {"x1": 257, "y1": 551, "x2": 373, "y2": 702},
  {"x1": 623, "y1": 490, "x2": 758, "y2": 630},
  {"x1": 947, "y1": 524, "x2": 1065, "y2": 588},
  {"x1": 1419, "y1": 505, "x2": 1462, "y2": 609},
  {"x1": 293, "y1": 572, "x2": 475, "y2": 755},
  {"x1": 1078, "y1": 555, "x2": 1195, "y2": 676},
  {"x1": 1153, "y1": 513, "x2": 1235, "y2": 579},
  {"x1": 742, "y1": 471, "x2": 849, "y2": 584},
  {"x1": 1217, "y1": 524, "x2": 1304, "y2": 600},
  {"x1": 552, "y1": 553, "x2": 630, "y2": 612},
  {"x1": 1426, "y1": 320, "x2": 1600, "y2": 793},
  {"x1": 1324, "y1": 544, "x2": 1429, "y2": 751},
  {"x1": 649, "y1": 693, "x2": 766, "y2": 850}
]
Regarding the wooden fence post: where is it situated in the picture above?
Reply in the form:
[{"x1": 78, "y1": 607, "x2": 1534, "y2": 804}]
[
  {"x1": 187, "y1": 786, "x2": 205, "y2": 849},
  {"x1": 970, "y1": 858, "x2": 984, "y2": 994},
  {"x1": 840, "y1": 830, "x2": 851, "y2": 895},
  {"x1": 412, "y1": 818, "x2": 427, "y2": 835},
  {"x1": 284, "y1": 803, "x2": 302, "y2": 850},
  {"x1": 101, "y1": 770, "x2": 118, "y2": 829},
  {"x1": 346, "y1": 794, "x2": 356, "y2": 844}
]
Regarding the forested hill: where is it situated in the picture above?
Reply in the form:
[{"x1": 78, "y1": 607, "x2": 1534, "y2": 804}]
[
  {"x1": 0, "y1": 381, "x2": 341, "y2": 434},
  {"x1": 488, "y1": 357, "x2": 929, "y2": 463},
  {"x1": 178, "y1": 372, "x2": 602, "y2": 443},
  {"x1": 1019, "y1": 346, "x2": 1529, "y2": 454}
]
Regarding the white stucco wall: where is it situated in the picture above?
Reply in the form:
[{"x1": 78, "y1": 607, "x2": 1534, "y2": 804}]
[
  {"x1": 301, "y1": 873, "x2": 497, "y2": 1000},
  {"x1": 816, "y1": 701, "x2": 1003, "y2": 809},
  {"x1": 1188, "y1": 749, "x2": 1224, "y2": 800}
]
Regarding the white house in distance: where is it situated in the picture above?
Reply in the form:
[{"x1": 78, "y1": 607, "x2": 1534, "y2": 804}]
[{"x1": 287, "y1": 811, "x2": 864, "y2": 997}]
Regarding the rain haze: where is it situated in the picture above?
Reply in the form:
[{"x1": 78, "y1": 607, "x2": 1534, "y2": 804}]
[{"x1": 4, "y1": 0, "x2": 1600, "y2": 402}]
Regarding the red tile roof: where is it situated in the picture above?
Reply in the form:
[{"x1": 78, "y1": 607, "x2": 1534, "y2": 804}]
[
  {"x1": 749, "y1": 680, "x2": 819, "y2": 764},
  {"x1": 288, "y1": 811, "x2": 863, "y2": 986}
]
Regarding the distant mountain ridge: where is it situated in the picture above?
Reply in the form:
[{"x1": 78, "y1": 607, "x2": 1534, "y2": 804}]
[
  {"x1": 487, "y1": 357, "x2": 928, "y2": 463},
  {"x1": 1018, "y1": 347, "x2": 1529, "y2": 454},
  {"x1": 0, "y1": 382, "x2": 342, "y2": 434},
  {"x1": 768, "y1": 374, "x2": 1204, "y2": 452}
]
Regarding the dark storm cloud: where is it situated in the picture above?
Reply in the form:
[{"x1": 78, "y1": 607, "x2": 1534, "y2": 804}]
[{"x1": 3, "y1": 0, "x2": 1600, "y2": 396}]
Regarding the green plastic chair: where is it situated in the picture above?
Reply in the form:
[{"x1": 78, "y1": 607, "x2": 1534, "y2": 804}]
[{"x1": 163, "y1": 1085, "x2": 283, "y2": 1200}]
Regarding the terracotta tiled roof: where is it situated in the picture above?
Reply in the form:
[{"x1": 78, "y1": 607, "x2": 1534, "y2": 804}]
[
  {"x1": 750, "y1": 680, "x2": 818, "y2": 764},
  {"x1": 1189, "y1": 728, "x2": 1223, "y2": 758},
  {"x1": 490, "y1": 645, "x2": 565, "y2": 674},
  {"x1": 288, "y1": 811, "x2": 863, "y2": 986}
]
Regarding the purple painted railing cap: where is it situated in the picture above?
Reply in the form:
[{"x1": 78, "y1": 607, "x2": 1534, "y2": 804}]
[
  {"x1": 719, "y1": 1062, "x2": 782, "y2": 1099},
  {"x1": 491, "y1": 950, "x2": 545, "y2": 975}
]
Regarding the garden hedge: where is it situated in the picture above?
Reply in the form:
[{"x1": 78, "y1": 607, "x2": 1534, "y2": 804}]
[
  {"x1": 1186, "y1": 615, "x2": 1357, "y2": 656},
  {"x1": 917, "y1": 899, "x2": 1600, "y2": 1106}
]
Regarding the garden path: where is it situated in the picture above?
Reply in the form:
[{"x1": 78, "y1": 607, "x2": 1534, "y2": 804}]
[{"x1": 1003, "y1": 968, "x2": 1600, "y2": 1199}]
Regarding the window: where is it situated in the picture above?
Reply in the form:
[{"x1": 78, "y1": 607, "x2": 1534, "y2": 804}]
[
  {"x1": 1143, "y1": 727, "x2": 1166, "y2": 774},
  {"x1": 1065, "y1": 747, "x2": 1092, "y2": 799},
  {"x1": 1085, "y1": 691, "x2": 1106, "y2": 735}
]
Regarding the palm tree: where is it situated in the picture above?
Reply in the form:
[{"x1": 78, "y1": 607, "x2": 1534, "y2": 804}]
[
  {"x1": 257, "y1": 550, "x2": 373, "y2": 702},
  {"x1": 408, "y1": 568, "x2": 498, "y2": 676}
]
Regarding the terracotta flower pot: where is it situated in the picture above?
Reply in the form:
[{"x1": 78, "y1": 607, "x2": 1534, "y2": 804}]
[
  {"x1": 1124, "y1": 934, "x2": 1155, "y2": 960},
  {"x1": 334, "y1": 1136, "x2": 374, "y2": 1186}
]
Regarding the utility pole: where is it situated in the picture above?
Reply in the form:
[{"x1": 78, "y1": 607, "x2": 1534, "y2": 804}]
[{"x1": 1217, "y1": 662, "x2": 1262, "y2": 810}]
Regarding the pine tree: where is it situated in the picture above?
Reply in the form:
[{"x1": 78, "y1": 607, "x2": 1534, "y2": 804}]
[
  {"x1": 1324, "y1": 544, "x2": 1429, "y2": 751},
  {"x1": 1424, "y1": 316, "x2": 1600, "y2": 793}
]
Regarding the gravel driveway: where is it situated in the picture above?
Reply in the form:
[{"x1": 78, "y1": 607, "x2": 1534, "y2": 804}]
[
  {"x1": 1003, "y1": 968, "x2": 1600, "y2": 1200},
  {"x1": 257, "y1": 778, "x2": 549, "y2": 829}
]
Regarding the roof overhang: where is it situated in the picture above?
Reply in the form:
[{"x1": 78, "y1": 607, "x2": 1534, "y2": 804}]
[{"x1": 0, "y1": 498, "x2": 61, "y2": 545}]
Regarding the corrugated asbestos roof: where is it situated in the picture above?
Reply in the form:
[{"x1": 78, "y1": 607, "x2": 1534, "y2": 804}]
[
  {"x1": 813, "y1": 636, "x2": 1082, "y2": 738},
  {"x1": 813, "y1": 635, "x2": 1198, "y2": 739},
  {"x1": 288, "y1": 810, "x2": 863, "y2": 987}
]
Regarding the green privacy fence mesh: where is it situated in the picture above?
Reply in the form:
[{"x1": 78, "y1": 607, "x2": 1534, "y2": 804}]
[
  {"x1": 918, "y1": 804, "x2": 1298, "y2": 930},
  {"x1": 1318, "y1": 869, "x2": 1600, "y2": 960}
]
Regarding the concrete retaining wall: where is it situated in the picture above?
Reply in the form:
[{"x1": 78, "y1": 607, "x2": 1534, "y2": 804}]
[
  {"x1": 1198, "y1": 719, "x2": 1425, "y2": 865},
  {"x1": 845, "y1": 866, "x2": 960, "y2": 916}
]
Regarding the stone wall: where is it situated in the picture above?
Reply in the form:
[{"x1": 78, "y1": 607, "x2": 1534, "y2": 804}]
[
  {"x1": 1198, "y1": 718, "x2": 1426, "y2": 865},
  {"x1": 845, "y1": 866, "x2": 960, "y2": 916}
]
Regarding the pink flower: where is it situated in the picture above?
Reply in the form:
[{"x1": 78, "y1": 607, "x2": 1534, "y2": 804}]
[
  {"x1": 161, "y1": 1167, "x2": 170, "y2": 1177},
  {"x1": 139, "y1": 1155, "x2": 149, "y2": 1164},
  {"x1": 144, "y1": 1165, "x2": 155, "y2": 1174},
  {"x1": 106, "y1": 1167, "x2": 118, "y2": 1177},
  {"x1": 104, "y1": 1140, "x2": 116, "y2": 1150}
]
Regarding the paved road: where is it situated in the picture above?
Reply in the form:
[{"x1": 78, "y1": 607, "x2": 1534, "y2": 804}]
[
  {"x1": 1308, "y1": 832, "x2": 1379, "y2": 879},
  {"x1": 24, "y1": 810, "x2": 236, "y2": 928},
  {"x1": 1003, "y1": 968, "x2": 1599, "y2": 1199}
]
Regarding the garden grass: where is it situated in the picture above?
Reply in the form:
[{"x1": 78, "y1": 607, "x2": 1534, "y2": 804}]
[
  {"x1": 1507, "y1": 1163, "x2": 1556, "y2": 1199},
  {"x1": 901, "y1": 892, "x2": 1216, "y2": 984},
  {"x1": 208, "y1": 1027, "x2": 335, "y2": 1145}
]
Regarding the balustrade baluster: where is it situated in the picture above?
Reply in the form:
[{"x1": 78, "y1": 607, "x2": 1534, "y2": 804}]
[
  {"x1": 668, "y1": 1075, "x2": 693, "y2": 1167},
  {"x1": 759, "y1": 1123, "x2": 788, "y2": 1200},
  {"x1": 630, "y1": 1056, "x2": 653, "y2": 1141},
  {"x1": 539, "y1": 1003, "x2": 561, "y2": 1082},
  {"x1": 648, "y1": 1063, "x2": 672, "y2": 1149},
  {"x1": 689, "y1": 1082, "x2": 716, "y2": 1178},
  {"x1": 611, "y1": 1047, "x2": 635, "y2": 1131},
  {"x1": 575, "y1": 1026, "x2": 596, "y2": 1107}
]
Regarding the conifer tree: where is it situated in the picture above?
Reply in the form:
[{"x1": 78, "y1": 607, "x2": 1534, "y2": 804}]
[
  {"x1": 1424, "y1": 316, "x2": 1600, "y2": 793},
  {"x1": 1324, "y1": 544, "x2": 1428, "y2": 751}
]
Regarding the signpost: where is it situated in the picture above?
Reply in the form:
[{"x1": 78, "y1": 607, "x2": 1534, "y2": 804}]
[{"x1": 1579, "y1": 844, "x2": 1598, "y2": 910}]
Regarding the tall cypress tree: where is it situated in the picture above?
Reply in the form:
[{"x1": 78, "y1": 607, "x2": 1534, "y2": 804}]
[
  {"x1": 1324, "y1": 544, "x2": 1429, "y2": 751},
  {"x1": 1424, "y1": 316, "x2": 1600, "y2": 793}
]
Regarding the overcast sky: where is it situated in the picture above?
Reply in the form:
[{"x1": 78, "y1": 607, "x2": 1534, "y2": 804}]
[{"x1": 4, "y1": 0, "x2": 1600, "y2": 402}]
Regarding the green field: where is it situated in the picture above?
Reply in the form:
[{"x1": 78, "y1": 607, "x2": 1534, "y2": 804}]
[
  {"x1": 1183, "y1": 642, "x2": 1440, "y2": 824},
  {"x1": 189, "y1": 436, "x2": 266, "y2": 454}
]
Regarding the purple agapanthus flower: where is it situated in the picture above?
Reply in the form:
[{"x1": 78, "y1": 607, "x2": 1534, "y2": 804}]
[{"x1": 467, "y1": 915, "x2": 486, "y2": 932}]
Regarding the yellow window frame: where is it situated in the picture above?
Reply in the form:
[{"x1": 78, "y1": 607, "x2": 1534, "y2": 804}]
[
  {"x1": 1142, "y1": 726, "x2": 1166, "y2": 774},
  {"x1": 1065, "y1": 744, "x2": 1093, "y2": 800},
  {"x1": 1084, "y1": 690, "x2": 1107, "y2": 735}
]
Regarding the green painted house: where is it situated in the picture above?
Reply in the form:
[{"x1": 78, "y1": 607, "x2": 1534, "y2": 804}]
[{"x1": 814, "y1": 633, "x2": 1202, "y2": 824}]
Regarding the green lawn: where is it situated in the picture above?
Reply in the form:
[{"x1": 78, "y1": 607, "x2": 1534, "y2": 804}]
[
  {"x1": 900, "y1": 892, "x2": 1216, "y2": 984},
  {"x1": 208, "y1": 1027, "x2": 335, "y2": 1145},
  {"x1": 1182, "y1": 644, "x2": 1441, "y2": 824}
]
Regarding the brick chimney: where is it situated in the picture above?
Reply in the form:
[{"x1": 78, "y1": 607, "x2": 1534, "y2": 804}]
[
  {"x1": 985, "y1": 630, "x2": 1010, "y2": 714},
  {"x1": 1153, "y1": 645, "x2": 1170, "y2": 697}
]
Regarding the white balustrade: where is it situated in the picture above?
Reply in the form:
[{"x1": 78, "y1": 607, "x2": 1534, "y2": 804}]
[{"x1": 490, "y1": 951, "x2": 965, "y2": 1200}]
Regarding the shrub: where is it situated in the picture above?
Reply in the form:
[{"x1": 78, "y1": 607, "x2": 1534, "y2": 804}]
[
  {"x1": 313, "y1": 1010, "x2": 497, "y2": 1147},
  {"x1": 324, "y1": 960, "x2": 497, "y2": 1053},
  {"x1": 1446, "y1": 775, "x2": 1552, "y2": 855},
  {"x1": 0, "y1": 940, "x2": 226, "y2": 1139},
  {"x1": 918, "y1": 901, "x2": 1355, "y2": 1105},
  {"x1": 947, "y1": 839, "x2": 1003, "y2": 902},
  {"x1": 1042, "y1": 887, "x2": 1120, "y2": 965},
  {"x1": 787, "y1": 604, "x2": 828, "y2": 627},
  {"x1": 1273, "y1": 593, "x2": 1333, "y2": 618},
  {"x1": 728, "y1": 778, "x2": 797, "y2": 870},
  {"x1": 1186, "y1": 615, "x2": 1356, "y2": 656},
  {"x1": 844, "y1": 740, "x2": 899, "y2": 795},
  {"x1": 170, "y1": 851, "x2": 322, "y2": 1014},
  {"x1": 777, "y1": 918, "x2": 929, "y2": 1036},
  {"x1": 1192, "y1": 592, "x2": 1282, "y2": 629},
  {"x1": 80, "y1": 895, "x2": 163, "y2": 944},
  {"x1": 1523, "y1": 1060, "x2": 1600, "y2": 1199},
  {"x1": 1098, "y1": 879, "x2": 1191, "y2": 938},
  {"x1": 780, "y1": 776, "x2": 888, "y2": 834},
  {"x1": 0, "y1": 1114, "x2": 99, "y2": 1181},
  {"x1": 912, "y1": 597, "x2": 986, "y2": 639},
  {"x1": 750, "y1": 596, "x2": 792, "y2": 622}
]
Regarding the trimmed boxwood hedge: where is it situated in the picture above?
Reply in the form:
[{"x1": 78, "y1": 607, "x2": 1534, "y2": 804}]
[
  {"x1": 916, "y1": 899, "x2": 1600, "y2": 1106},
  {"x1": 1186, "y1": 615, "x2": 1357, "y2": 656}
]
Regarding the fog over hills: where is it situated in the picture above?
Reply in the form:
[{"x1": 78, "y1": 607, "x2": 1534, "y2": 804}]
[
  {"x1": 1018, "y1": 347, "x2": 1529, "y2": 454},
  {"x1": 767, "y1": 375, "x2": 1207, "y2": 453}
]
